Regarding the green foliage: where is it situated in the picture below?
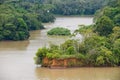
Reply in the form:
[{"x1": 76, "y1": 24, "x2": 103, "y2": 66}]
[
  {"x1": 96, "y1": 56, "x2": 105, "y2": 66},
  {"x1": 17, "y1": 18, "x2": 28, "y2": 30},
  {"x1": 47, "y1": 27, "x2": 71, "y2": 36},
  {"x1": 114, "y1": 14, "x2": 120, "y2": 26},
  {"x1": 60, "y1": 54, "x2": 76, "y2": 59},
  {"x1": 4, "y1": 23, "x2": 16, "y2": 31},
  {"x1": 38, "y1": 12, "x2": 55, "y2": 23},
  {"x1": 107, "y1": 0, "x2": 120, "y2": 7},
  {"x1": 75, "y1": 53, "x2": 85, "y2": 60},
  {"x1": 60, "y1": 40, "x2": 79, "y2": 51},
  {"x1": 74, "y1": 25, "x2": 95, "y2": 38},
  {"x1": 104, "y1": 7, "x2": 119, "y2": 19},
  {"x1": 0, "y1": 0, "x2": 111, "y2": 16},
  {"x1": 35, "y1": 30, "x2": 120, "y2": 66},
  {"x1": 0, "y1": 0, "x2": 57, "y2": 41},
  {"x1": 51, "y1": 53, "x2": 61, "y2": 59},
  {"x1": 109, "y1": 27, "x2": 120, "y2": 43},
  {"x1": 66, "y1": 46, "x2": 75, "y2": 55},
  {"x1": 35, "y1": 39, "x2": 80, "y2": 64},
  {"x1": 97, "y1": 47, "x2": 115, "y2": 66},
  {"x1": 0, "y1": 13, "x2": 30, "y2": 40},
  {"x1": 47, "y1": 0, "x2": 108, "y2": 15},
  {"x1": 23, "y1": 14, "x2": 44, "y2": 30},
  {"x1": 0, "y1": 0, "x2": 114, "y2": 41},
  {"x1": 94, "y1": 0, "x2": 120, "y2": 37},
  {"x1": 83, "y1": 35, "x2": 107, "y2": 54},
  {"x1": 75, "y1": 23, "x2": 120, "y2": 66},
  {"x1": 95, "y1": 16, "x2": 114, "y2": 36},
  {"x1": 113, "y1": 39, "x2": 120, "y2": 65},
  {"x1": 36, "y1": 47, "x2": 49, "y2": 58},
  {"x1": 35, "y1": 47, "x2": 49, "y2": 64},
  {"x1": 34, "y1": 0, "x2": 120, "y2": 66},
  {"x1": 46, "y1": 53, "x2": 53, "y2": 59},
  {"x1": 93, "y1": 3, "x2": 120, "y2": 65}
]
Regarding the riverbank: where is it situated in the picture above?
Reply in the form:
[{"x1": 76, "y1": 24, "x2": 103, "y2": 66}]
[{"x1": 40, "y1": 57, "x2": 120, "y2": 69}]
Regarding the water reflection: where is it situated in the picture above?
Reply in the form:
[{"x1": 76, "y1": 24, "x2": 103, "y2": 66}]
[
  {"x1": 29, "y1": 30, "x2": 42, "y2": 40},
  {"x1": 0, "y1": 40, "x2": 29, "y2": 51},
  {"x1": 35, "y1": 67, "x2": 120, "y2": 80}
]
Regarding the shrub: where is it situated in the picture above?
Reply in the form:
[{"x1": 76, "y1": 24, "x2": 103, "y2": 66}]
[
  {"x1": 66, "y1": 46, "x2": 76, "y2": 55},
  {"x1": 35, "y1": 47, "x2": 49, "y2": 64},
  {"x1": 95, "y1": 56, "x2": 105, "y2": 66}
]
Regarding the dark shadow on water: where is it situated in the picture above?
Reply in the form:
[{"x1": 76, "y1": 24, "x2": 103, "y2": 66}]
[{"x1": 0, "y1": 40, "x2": 30, "y2": 51}]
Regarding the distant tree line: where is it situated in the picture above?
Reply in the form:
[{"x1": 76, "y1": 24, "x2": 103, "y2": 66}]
[{"x1": 40, "y1": 0, "x2": 111, "y2": 15}]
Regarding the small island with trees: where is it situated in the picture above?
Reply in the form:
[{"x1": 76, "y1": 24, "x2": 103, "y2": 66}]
[
  {"x1": 47, "y1": 27, "x2": 71, "y2": 36},
  {"x1": 34, "y1": 0, "x2": 120, "y2": 68}
]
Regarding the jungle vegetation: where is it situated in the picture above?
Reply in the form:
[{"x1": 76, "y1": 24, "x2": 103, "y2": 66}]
[
  {"x1": 0, "y1": 0, "x2": 112, "y2": 41},
  {"x1": 0, "y1": 0, "x2": 55, "y2": 40},
  {"x1": 35, "y1": 0, "x2": 120, "y2": 67},
  {"x1": 40, "y1": 0, "x2": 111, "y2": 15}
]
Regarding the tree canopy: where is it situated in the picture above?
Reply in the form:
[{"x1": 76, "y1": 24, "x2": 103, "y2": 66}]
[
  {"x1": 0, "y1": 0, "x2": 55, "y2": 40},
  {"x1": 40, "y1": 0, "x2": 110, "y2": 15},
  {"x1": 0, "y1": 0, "x2": 118, "y2": 41},
  {"x1": 94, "y1": 0, "x2": 120, "y2": 36}
]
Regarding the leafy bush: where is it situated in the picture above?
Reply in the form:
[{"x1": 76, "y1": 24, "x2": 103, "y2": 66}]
[
  {"x1": 66, "y1": 46, "x2": 76, "y2": 55},
  {"x1": 47, "y1": 27, "x2": 71, "y2": 36},
  {"x1": 35, "y1": 47, "x2": 49, "y2": 64},
  {"x1": 95, "y1": 56, "x2": 105, "y2": 66}
]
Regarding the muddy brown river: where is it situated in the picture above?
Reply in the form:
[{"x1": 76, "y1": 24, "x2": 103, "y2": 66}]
[{"x1": 0, "y1": 16, "x2": 120, "y2": 80}]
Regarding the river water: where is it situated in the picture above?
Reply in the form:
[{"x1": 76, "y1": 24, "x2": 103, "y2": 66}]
[{"x1": 0, "y1": 16, "x2": 120, "y2": 80}]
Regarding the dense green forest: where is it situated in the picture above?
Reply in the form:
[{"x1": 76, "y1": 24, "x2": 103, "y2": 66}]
[
  {"x1": 94, "y1": 0, "x2": 120, "y2": 36},
  {"x1": 0, "y1": 0, "x2": 55, "y2": 40},
  {"x1": 0, "y1": 0, "x2": 117, "y2": 41},
  {"x1": 35, "y1": 0, "x2": 120, "y2": 67},
  {"x1": 40, "y1": 0, "x2": 110, "y2": 15}
]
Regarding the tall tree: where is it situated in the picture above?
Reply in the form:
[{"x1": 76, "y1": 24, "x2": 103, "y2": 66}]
[{"x1": 95, "y1": 16, "x2": 114, "y2": 36}]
